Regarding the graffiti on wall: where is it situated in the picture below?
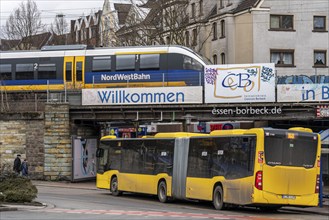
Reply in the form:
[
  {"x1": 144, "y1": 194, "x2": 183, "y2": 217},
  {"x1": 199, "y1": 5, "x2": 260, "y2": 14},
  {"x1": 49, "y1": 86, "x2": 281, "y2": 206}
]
[{"x1": 277, "y1": 75, "x2": 329, "y2": 84}]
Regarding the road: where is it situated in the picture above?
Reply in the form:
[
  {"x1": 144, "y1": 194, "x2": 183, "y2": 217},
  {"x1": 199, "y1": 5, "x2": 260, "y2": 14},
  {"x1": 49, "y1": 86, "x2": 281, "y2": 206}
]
[{"x1": 1, "y1": 184, "x2": 328, "y2": 220}]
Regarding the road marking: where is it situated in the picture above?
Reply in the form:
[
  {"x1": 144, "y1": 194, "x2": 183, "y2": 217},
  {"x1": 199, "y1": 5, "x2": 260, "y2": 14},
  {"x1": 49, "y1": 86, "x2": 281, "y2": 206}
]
[{"x1": 30, "y1": 208, "x2": 287, "y2": 219}]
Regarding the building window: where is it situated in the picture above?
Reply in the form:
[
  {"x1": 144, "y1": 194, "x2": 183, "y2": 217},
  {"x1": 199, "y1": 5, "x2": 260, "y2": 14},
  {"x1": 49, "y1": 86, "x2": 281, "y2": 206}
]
[
  {"x1": 192, "y1": 28, "x2": 197, "y2": 46},
  {"x1": 220, "y1": 20, "x2": 225, "y2": 38},
  {"x1": 191, "y1": 3, "x2": 196, "y2": 18},
  {"x1": 212, "y1": 22, "x2": 217, "y2": 40},
  {"x1": 166, "y1": 36, "x2": 170, "y2": 44},
  {"x1": 221, "y1": 53, "x2": 225, "y2": 64},
  {"x1": 313, "y1": 16, "x2": 326, "y2": 31},
  {"x1": 314, "y1": 50, "x2": 327, "y2": 66},
  {"x1": 199, "y1": 0, "x2": 203, "y2": 16},
  {"x1": 270, "y1": 50, "x2": 294, "y2": 66},
  {"x1": 270, "y1": 15, "x2": 293, "y2": 30},
  {"x1": 219, "y1": 0, "x2": 224, "y2": 8},
  {"x1": 213, "y1": 54, "x2": 217, "y2": 64},
  {"x1": 185, "y1": 31, "x2": 190, "y2": 46}
]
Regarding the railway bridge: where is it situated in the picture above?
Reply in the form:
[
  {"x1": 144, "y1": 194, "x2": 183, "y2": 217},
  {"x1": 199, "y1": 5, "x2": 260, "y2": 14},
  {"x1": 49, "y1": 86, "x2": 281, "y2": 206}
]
[{"x1": 0, "y1": 91, "x2": 328, "y2": 181}]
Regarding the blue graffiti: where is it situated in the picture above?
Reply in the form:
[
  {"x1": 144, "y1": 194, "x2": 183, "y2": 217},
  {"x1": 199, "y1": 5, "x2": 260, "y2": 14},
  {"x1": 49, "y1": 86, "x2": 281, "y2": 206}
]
[
  {"x1": 277, "y1": 75, "x2": 329, "y2": 84},
  {"x1": 261, "y1": 67, "x2": 274, "y2": 82},
  {"x1": 246, "y1": 68, "x2": 258, "y2": 77}
]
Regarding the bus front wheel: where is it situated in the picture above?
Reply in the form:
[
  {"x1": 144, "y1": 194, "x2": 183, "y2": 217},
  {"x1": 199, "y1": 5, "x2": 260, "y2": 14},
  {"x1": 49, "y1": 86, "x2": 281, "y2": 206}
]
[
  {"x1": 110, "y1": 176, "x2": 122, "y2": 196},
  {"x1": 213, "y1": 185, "x2": 225, "y2": 210},
  {"x1": 158, "y1": 181, "x2": 168, "y2": 203}
]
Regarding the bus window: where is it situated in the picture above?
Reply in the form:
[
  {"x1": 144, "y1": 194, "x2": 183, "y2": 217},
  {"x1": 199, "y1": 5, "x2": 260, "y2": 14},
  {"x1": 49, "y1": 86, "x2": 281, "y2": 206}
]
[
  {"x1": 116, "y1": 55, "x2": 135, "y2": 71},
  {"x1": 264, "y1": 132, "x2": 317, "y2": 168},
  {"x1": 98, "y1": 148, "x2": 108, "y2": 173},
  {"x1": 0, "y1": 64, "x2": 12, "y2": 80},
  {"x1": 188, "y1": 138, "x2": 214, "y2": 178},
  {"x1": 37, "y1": 64, "x2": 57, "y2": 79},
  {"x1": 140, "y1": 54, "x2": 160, "y2": 71},
  {"x1": 16, "y1": 64, "x2": 34, "y2": 80},
  {"x1": 92, "y1": 56, "x2": 111, "y2": 72}
]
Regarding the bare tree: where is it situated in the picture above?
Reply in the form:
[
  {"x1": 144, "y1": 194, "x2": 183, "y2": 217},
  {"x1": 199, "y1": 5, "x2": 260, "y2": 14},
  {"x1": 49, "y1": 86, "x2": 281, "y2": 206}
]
[
  {"x1": 114, "y1": 0, "x2": 211, "y2": 53},
  {"x1": 4, "y1": 0, "x2": 44, "y2": 50}
]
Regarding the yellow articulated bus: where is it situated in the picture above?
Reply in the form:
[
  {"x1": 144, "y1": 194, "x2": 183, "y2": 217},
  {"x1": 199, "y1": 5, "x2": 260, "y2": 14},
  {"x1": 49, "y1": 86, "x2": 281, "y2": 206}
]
[{"x1": 96, "y1": 128, "x2": 321, "y2": 210}]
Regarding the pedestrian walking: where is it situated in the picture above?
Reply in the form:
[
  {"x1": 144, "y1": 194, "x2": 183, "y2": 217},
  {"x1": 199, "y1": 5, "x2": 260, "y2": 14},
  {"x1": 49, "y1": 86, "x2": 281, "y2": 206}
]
[
  {"x1": 13, "y1": 154, "x2": 22, "y2": 174},
  {"x1": 21, "y1": 159, "x2": 28, "y2": 177}
]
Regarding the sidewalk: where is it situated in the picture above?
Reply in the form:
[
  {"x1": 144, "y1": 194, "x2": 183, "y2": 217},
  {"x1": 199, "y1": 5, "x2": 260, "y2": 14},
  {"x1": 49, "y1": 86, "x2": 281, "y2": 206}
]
[{"x1": 1, "y1": 180, "x2": 328, "y2": 216}]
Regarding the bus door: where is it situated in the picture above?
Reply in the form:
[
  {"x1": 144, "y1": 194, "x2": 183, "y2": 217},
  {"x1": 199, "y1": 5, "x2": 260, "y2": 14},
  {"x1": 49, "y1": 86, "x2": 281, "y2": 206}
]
[{"x1": 64, "y1": 56, "x2": 85, "y2": 89}]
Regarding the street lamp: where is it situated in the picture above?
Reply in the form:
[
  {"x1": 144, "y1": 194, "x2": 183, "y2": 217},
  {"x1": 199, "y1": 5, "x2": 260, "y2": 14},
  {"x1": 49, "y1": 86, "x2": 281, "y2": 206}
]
[{"x1": 182, "y1": 114, "x2": 195, "y2": 132}]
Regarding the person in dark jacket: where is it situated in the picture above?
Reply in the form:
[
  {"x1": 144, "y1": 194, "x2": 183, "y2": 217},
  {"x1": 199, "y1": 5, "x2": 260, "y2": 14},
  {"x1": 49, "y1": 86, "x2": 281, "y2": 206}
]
[
  {"x1": 21, "y1": 159, "x2": 28, "y2": 177},
  {"x1": 13, "y1": 154, "x2": 21, "y2": 174}
]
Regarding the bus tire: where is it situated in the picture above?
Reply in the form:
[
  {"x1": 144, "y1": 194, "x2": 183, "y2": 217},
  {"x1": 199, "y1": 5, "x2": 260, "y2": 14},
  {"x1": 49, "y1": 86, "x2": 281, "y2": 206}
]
[
  {"x1": 213, "y1": 185, "x2": 225, "y2": 210},
  {"x1": 110, "y1": 176, "x2": 122, "y2": 196},
  {"x1": 158, "y1": 181, "x2": 168, "y2": 203}
]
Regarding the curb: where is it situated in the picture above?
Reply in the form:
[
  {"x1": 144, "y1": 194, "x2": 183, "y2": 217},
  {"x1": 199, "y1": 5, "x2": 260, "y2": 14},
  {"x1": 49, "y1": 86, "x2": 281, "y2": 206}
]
[{"x1": 0, "y1": 206, "x2": 18, "y2": 212}]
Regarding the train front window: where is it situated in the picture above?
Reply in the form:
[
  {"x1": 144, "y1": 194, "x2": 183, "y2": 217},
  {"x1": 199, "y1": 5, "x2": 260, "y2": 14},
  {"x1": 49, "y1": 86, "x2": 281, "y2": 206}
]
[
  {"x1": 183, "y1": 56, "x2": 203, "y2": 71},
  {"x1": 116, "y1": 55, "x2": 135, "y2": 71},
  {"x1": 38, "y1": 64, "x2": 57, "y2": 79},
  {"x1": 16, "y1": 64, "x2": 34, "y2": 80},
  {"x1": 0, "y1": 64, "x2": 12, "y2": 80},
  {"x1": 140, "y1": 54, "x2": 160, "y2": 71}
]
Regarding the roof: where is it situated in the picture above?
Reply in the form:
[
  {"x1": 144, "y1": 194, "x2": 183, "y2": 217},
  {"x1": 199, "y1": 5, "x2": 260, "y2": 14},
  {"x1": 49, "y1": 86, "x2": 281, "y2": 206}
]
[
  {"x1": 0, "y1": 39, "x2": 20, "y2": 51},
  {"x1": 114, "y1": 3, "x2": 132, "y2": 25},
  {"x1": 233, "y1": 0, "x2": 260, "y2": 13},
  {"x1": 20, "y1": 32, "x2": 52, "y2": 49}
]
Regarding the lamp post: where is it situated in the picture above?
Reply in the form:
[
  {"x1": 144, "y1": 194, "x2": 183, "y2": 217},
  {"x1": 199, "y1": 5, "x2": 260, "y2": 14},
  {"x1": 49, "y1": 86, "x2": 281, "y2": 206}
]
[{"x1": 182, "y1": 114, "x2": 195, "y2": 132}]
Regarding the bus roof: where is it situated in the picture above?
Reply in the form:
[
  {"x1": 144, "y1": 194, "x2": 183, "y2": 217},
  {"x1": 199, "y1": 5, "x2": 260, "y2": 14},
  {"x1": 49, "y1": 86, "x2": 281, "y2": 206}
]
[
  {"x1": 154, "y1": 132, "x2": 208, "y2": 138},
  {"x1": 100, "y1": 135, "x2": 117, "y2": 140}
]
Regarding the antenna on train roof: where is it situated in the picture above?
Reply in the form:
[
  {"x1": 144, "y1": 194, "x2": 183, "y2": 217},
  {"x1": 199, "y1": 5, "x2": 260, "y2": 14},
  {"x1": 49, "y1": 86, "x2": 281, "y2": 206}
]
[{"x1": 41, "y1": 45, "x2": 87, "y2": 51}]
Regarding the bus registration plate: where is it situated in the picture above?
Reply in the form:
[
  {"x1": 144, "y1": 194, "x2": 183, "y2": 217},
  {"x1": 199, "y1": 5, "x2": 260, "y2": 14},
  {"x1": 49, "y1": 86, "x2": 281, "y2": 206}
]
[{"x1": 282, "y1": 195, "x2": 296, "y2": 200}]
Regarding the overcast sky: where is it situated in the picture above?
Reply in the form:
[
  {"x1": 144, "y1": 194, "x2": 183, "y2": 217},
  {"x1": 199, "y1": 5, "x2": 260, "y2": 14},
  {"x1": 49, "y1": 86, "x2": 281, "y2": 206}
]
[{"x1": 0, "y1": 0, "x2": 104, "y2": 31}]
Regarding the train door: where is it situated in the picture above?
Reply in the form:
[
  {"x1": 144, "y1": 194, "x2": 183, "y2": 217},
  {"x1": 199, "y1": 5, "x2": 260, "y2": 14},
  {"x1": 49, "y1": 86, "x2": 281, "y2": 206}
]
[
  {"x1": 64, "y1": 56, "x2": 74, "y2": 89},
  {"x1": 64, "y1": 56, "x2": 85, "y2": 89},
  {"x1": 74, "y1": 56, "x2": 85, "y2": 89}
]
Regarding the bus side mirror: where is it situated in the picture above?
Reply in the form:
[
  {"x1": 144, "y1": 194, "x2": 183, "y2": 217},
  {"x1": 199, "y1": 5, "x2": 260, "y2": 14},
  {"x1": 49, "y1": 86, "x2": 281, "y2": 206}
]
[{"x1": 96, "y1": 148, "x2": 104, "y2": 158}]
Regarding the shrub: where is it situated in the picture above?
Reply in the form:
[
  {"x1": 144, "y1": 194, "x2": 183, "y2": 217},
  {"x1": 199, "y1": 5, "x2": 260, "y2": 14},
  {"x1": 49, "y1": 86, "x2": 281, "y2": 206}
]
[{"x1": 0, "y1": 174, "x2": 37, "y2": 203}]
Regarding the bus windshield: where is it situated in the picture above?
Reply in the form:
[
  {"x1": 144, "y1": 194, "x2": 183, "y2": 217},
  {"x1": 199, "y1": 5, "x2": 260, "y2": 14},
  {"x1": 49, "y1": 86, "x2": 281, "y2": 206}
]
[{"x1": 264, "y1": 130, "x2": 318, "y2": 168}]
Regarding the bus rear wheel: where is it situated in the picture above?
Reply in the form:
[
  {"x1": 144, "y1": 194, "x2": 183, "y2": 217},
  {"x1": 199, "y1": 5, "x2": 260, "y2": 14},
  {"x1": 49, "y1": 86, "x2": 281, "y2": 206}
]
[
  {"x1": 213, "y1": 186, "x2": 225, "y2": 210},
  {"x1": 110, "y1": 176, "x2": 122, "y2": 196},
  {"x1": 158, "y1": 181, "x2": 168, "y2": 203}
]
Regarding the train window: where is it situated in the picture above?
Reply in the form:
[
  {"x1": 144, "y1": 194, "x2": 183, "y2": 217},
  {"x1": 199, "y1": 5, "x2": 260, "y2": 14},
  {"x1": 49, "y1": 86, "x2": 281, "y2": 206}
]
[
  {"x1": 92, "y1": 56, "x2": 111, "y2": 72},
  {"x1": 140, "y1": 54, "x2": 160, "y2": 71},
  {"x1": 183, "y1": 56, "x2": 203, "y2": 71},
  {"x1": 76, "y1": 62, "x2": 83, "y2": 81},
  {"x1": 37, "y1": 64, "x2": 56, "y2": 79},
  {"x1": 116, "y1": 55, "x2": 135, "y2": 71},
  {"x1": 0, "y1": 64, "x2": 12, "y2": 80},
  {"x1": 16, "y1": 64, "x2": 34, "y2": 80},
  {"x1": 66, "y1": 63, "x2": 72, "y2": 81}
]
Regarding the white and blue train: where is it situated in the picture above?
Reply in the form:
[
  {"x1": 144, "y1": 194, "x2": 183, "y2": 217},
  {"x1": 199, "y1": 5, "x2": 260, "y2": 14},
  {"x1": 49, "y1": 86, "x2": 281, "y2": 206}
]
[{"x1": 0, "y1": 45, "x2": 207, "y2": 91}]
